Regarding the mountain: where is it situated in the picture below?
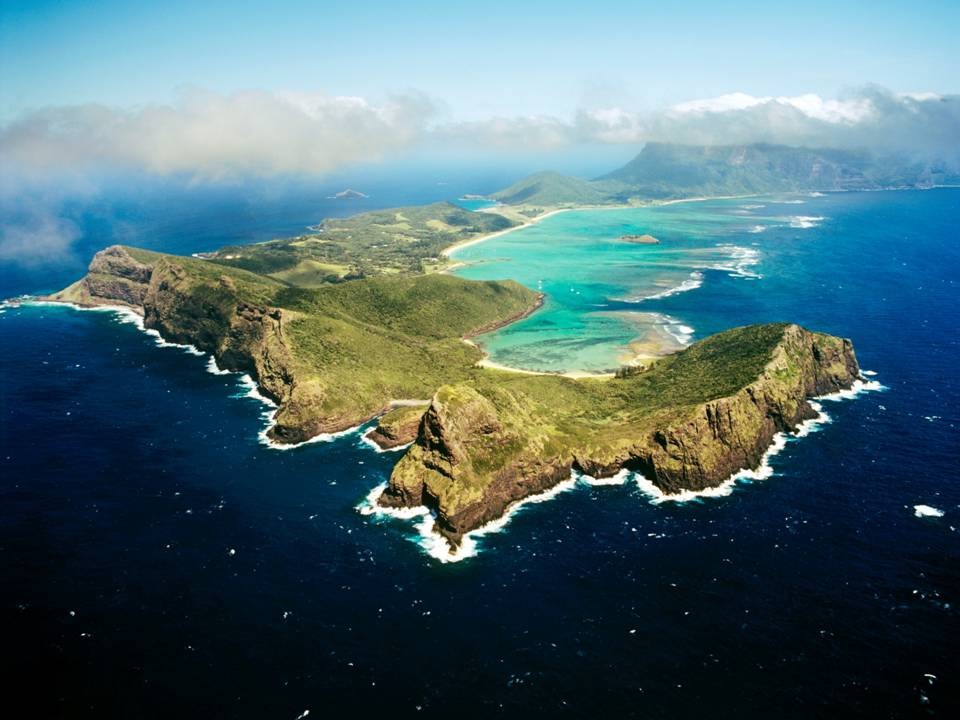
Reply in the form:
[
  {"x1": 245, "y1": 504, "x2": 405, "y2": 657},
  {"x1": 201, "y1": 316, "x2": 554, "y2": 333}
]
[
  {"x1": 597, "y1": 142, "x2": 946, "y2": 197},
  {"x1": 490, "y1": 170, "x2": 607, "y2": 206},
  {"x1": 492, "y1": 143, "x2": 959, "y2": 205}
]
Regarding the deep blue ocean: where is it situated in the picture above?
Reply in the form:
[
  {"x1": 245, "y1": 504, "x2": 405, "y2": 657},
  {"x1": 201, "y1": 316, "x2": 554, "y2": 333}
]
[{"x1": 1, "y1": 186, "x2": 958, "y2": 718}]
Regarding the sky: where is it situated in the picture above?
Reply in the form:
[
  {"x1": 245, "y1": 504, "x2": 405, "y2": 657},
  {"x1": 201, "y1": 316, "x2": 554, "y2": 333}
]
[
  {"x1": 1, "y1": 0, "x2": 958, "y2": 182},
  {"x1": 2, "y1": 0, "x2": 958, "y2": 120}
]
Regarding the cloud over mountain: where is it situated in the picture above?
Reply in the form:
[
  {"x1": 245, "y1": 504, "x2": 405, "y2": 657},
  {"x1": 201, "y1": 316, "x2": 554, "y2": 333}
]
[
  {"x1": 2, "y1": 85, "x2": 958, "y2": 183},
  {"x1": 458, "y1": 87, "x2": 960, "y2": 163}
]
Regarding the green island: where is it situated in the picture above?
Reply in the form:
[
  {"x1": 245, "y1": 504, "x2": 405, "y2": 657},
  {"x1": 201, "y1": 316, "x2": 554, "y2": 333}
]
[{"x1": 37, "y1": 141, "x2": 920, "y2": 554}]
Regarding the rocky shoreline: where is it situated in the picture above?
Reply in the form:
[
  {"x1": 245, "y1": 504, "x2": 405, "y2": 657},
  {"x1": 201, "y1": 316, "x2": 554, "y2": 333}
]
[
  {"x1": 40, "y1": 247, "x2": 862, "y2": 560},
  {"x1": 377, "y1": 324, "x2": 861, "y2": 549}
]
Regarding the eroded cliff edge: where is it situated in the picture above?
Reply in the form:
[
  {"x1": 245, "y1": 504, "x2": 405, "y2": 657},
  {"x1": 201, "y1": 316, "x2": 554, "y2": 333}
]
[
  {"x1": 47, "y1": 245, "x2": 541, "y2": 445},
  {"x1": 378, "y1": 323, "x2": 860, "y2": 546}
]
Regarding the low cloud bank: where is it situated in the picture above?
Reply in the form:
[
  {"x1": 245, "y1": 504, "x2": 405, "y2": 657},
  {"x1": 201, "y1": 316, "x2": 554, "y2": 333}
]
[
  {"x1": 1, "y1": 89, "x2": 437, "y2": 181},
  {"x1": 3, "y1": 85, "x2": 958, "y2": 184}
]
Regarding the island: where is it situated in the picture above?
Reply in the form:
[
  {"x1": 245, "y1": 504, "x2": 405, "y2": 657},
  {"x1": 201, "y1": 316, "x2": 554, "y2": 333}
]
[
  {"x1": 38, "y1": 142, "x2": 903, "y2": 557},
  {"x1": 620, "y1": 234, "x2": 660, "y2": 244},
  {"x1": 328, "y1": 188, "x2": 368, "y2": 199}
]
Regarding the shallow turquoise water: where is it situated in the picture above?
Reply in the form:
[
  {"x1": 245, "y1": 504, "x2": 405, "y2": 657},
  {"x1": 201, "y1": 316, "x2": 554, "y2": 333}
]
[{"x1": 451, "y1": 198, "x2": 823, "y2": 372}]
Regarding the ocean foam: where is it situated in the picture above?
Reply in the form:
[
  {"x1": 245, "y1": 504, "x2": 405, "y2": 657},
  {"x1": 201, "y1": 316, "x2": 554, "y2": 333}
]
[
  {"x1": 814, "y1": 376, "x2": 887, "y2": 401},
  {"x1": 356, "y1": 374, "x2": 886, "y2": 562},
  {"x1": 748, "y1": 225, "x2": 768, "y2": 234},
  {"x1": 358, "y1": 472, "x2": 585, "y2": 563},
  {"x1": 653, "y1": 313, "x2": 695, "y2": 346},
  {"x1": 242, "y1": 374, "x2": 363, "y2": 451},
  {"x1": 787, "y1": 215, "x2": 826, "y2": 229},
  {"x1": 707, "y1": 244, "x2": 762, "y2": 279},
  {"x1": 638, "y1": 271, "x2": 704, "y2": 301},
  {"x1": 358, "y1": 428, "x2": 412, "y2": 454},
  {"x1": 205, "y1": 356, "x2": 233, "y2": 375},
  {"x1": 914, "y1": 505, "x2": 945, "y2": 518}
]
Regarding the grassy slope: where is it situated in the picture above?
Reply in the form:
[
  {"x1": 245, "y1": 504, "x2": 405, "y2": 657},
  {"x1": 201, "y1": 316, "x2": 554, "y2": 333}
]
[
  {"x1": 274, "y1": 275, "x2": 538, "y2": 422},
  {"x1": 110, "y1": 247, "x2": 540, "y2": 430},
  {"x1": 391, "y1": 324, "x2": 794, "y2": 510},
  {"x1": 490, "y1": 171, "x2": 609, "y2": 207},
  {"x1": 207, "y1": 202, "x2": 518, "y2": 280}
]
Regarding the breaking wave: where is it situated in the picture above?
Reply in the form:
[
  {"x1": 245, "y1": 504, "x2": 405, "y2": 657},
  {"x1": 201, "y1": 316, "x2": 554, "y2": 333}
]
[
  {"x1": 788, "y1": 215, "x2": 826, "y2": 229},
  {"x1": 635, "y1": 271, "x2": 704, "y2": 301},
  {"x1": 356, "y1": 373, "x2": 886, "y2": 563},
  {"x1": 707, "y1": 244, "x2": 762, "y2": 279}
]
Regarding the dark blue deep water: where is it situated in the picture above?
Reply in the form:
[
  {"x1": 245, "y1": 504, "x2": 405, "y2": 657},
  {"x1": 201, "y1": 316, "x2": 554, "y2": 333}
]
[{"x1": 1, "y1": 188, "x2": 958, "y2": 718}]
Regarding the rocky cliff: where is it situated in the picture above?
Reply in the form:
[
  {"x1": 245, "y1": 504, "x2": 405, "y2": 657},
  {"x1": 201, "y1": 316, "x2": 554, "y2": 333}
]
[
  {"x1": 46, "y1": 245, "x2": 541, "y2": 447},
  {"x1": 379, "y1": 323, "x2": 860, "y2": 547}
]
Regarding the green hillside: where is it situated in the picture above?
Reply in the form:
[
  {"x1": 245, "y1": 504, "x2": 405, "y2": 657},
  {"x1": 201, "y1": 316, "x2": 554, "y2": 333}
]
[
  {"x1": 207, "y1": 201, "x2": 518, "y2": 281},
  {"x1": 490, "y1": 171, "x2": 609, "y2": 206},
  {"x1": 490, "y1": 142, "x2": 957, "y2": 205}
]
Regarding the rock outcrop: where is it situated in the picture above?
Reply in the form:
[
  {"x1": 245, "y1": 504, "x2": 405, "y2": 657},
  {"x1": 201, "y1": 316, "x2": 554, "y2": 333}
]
[
  {"x1": 365, "y1": 404, "x2": 429, "y2": 450},
  {"x1": 50, "y1": 245, "x2": 154, "y2": 309}
]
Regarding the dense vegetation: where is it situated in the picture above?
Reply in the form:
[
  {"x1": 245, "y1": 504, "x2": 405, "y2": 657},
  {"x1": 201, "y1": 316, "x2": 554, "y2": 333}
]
[{"x1": 207, "y1": 201, "x2": 517, "y2": 282}]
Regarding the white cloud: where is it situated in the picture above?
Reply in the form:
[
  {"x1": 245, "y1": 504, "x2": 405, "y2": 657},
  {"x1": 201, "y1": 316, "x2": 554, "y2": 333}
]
[
  {"x1": 1, "y1": 88, "x2": 438, "y2": 181},
  {"x1": 2, "y1": 85, "x2": 958, "y2": 185},
  {"x1": 669, "y1": 92, "x2": 873, "y2": 124}
]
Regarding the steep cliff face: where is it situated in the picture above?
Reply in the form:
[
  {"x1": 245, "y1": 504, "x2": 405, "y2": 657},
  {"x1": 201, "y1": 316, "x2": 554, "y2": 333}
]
[
  {"x1": 380, "y1": 324, "x2": 861, "y2": 546},
  {"x1": 365, "y1": 404, "x2": 429, "y2": 450},
  {"x1": 49, "y1": 246, "x2": 305, "y2": 438},
  {"x1": 51, "y1": 245, "x2": 154, "y2": 309},
  {"x1": 46, "y1": 245, "x2": 542, "y2": 447}
]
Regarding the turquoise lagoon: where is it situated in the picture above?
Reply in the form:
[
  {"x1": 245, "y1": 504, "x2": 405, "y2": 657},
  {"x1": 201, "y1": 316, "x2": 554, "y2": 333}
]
[{"x1": 450, "y1": 198, "x2": 801, "y2": 373}]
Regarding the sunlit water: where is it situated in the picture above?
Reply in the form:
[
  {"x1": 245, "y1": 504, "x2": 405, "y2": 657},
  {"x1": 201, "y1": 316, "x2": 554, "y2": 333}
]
[{"x1": 1, "y1": 189, "x2": 958, "y2": 717}]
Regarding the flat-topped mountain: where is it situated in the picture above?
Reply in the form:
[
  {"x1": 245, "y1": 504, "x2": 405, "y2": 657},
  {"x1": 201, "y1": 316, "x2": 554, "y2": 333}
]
[{"x1": 491, "y1": 142, "x2": 959, "y2": 207}]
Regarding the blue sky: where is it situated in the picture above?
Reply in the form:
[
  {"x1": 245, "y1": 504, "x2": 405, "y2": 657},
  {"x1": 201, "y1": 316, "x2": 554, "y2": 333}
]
[{"x1": 2, "y1": 0, "x2": 958, "y2": 121}]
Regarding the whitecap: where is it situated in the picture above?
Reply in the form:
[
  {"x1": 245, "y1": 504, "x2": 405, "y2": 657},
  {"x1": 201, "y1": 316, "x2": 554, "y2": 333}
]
[
  {"x1": 578, "y1": 468, "x2": 632, "y2": 486},
  {"x1": 787, "y1": 215, "x2": 826, "y2": 229},
  {"x1": 707, "y1": 244, "x2": 762, "y2": 279},
  {"x1": 633, "y1": 271, "x2": 704, "y2": 301},
  {"x1": 914, "y1": 505, "x2": 945, "y2": 518},
  {"x1": 142, "y1": 327, "x2": 205, "y2": 356},
  {"x1": 748, "y1": 225, "x2": 768, "y2": 234}
]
